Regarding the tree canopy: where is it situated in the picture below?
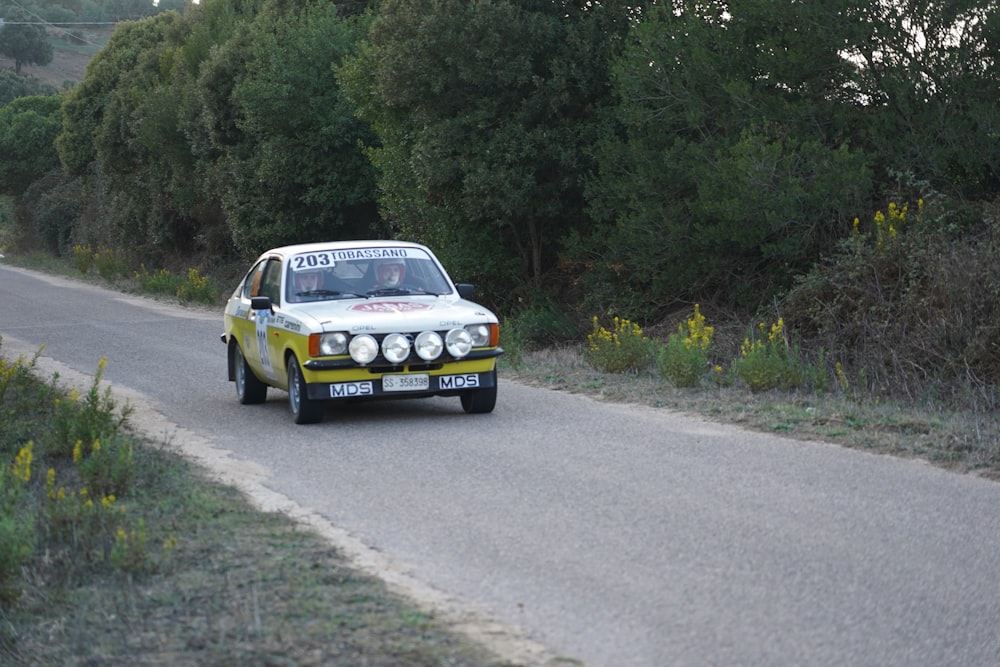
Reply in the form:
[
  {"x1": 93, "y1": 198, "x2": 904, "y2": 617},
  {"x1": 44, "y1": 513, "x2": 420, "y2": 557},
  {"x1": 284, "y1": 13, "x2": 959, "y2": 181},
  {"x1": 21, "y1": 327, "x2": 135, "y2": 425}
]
[
  {"x1": 0, "y1": 94, "x2": 61, "y2": 194},
  {"x1": 0, "y1": 22, "x2": 53, "y2": 75},
  {"x1": 5, "y1": 0, "x2": 1000, "y2": 319},
  {"x1": 340, "y1": 0, "x2": 632, "y2": 298}
]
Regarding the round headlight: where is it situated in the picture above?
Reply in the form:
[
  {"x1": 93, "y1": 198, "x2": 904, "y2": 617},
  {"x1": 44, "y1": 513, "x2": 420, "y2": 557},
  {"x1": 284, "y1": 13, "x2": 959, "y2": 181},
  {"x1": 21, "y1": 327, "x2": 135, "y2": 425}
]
[
  {"x1": 319, "y1": 332, "x2": 348, "y2": 356},
  {"x1": 381, "y1": 333, "x2": 411, "y2": 364},
  {"x1": 414, "y1": 331, "x2": 443, "y2": 361},
  {"x1": 445, "y1": 328, "x2": 473, "y2": 358},
  {"x1": 465, "y1": 324, "x2": 490, "y2": 347},
  {"x1": 349, "y1": 335, "x2": 379, "y2": 365}
]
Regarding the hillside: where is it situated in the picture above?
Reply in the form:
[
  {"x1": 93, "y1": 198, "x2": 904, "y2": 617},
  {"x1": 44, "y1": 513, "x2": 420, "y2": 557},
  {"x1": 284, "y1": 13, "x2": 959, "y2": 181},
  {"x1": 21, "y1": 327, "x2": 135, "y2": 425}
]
[{"x1": 0, "y1": 28, "x2": 110, "y2": 90}]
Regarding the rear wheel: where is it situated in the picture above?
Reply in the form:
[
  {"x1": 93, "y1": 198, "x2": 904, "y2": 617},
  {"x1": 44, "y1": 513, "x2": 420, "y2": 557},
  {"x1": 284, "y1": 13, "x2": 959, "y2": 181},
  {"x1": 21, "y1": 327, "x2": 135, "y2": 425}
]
[
  {"x1": 460, "y1": 371, "x2": 497, "y2": 414},
  {"x1": 234, "y1": 343, "x2": 267, "y2": 404},
  {"x1": 287, "y1": 355, "x2": 324, "y2": 424}
]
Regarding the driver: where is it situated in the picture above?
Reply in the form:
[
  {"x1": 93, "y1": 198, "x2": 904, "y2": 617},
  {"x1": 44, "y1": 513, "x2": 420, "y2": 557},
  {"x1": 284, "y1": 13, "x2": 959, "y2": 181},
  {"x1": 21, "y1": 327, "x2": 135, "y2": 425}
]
[
  {"x1": 291, "y1": 268, "x2": 322, "y2": 300},
  {"x1": 374, "y1": 259, "x2": 406, "y2": 289}
]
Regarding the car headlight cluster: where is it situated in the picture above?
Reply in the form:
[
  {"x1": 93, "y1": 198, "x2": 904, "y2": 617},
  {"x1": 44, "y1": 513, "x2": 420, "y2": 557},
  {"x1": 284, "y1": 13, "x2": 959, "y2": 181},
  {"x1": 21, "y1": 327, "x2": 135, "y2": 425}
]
[{"x1": 312, "y1": 325, "x2": 494, "y2": 365}]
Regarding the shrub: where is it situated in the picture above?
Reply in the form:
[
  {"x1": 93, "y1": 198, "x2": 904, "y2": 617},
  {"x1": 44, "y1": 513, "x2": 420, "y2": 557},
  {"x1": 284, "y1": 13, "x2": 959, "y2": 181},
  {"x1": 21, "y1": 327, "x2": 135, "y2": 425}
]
[
  {"x1": 136, "y1": 265, "x2": 185, "y2": 296},
  {"x1": 49, "y1": 358, "x2": 131, "y2": 459},
  {"x1": 0, "y1": 510, "x2": 34, "y2": 603},
  {"x1": 584, "y1": 315, "x2": 654, "y2": 373},
  {"x1": 110, "y1": 519, "x2": 149, "y2": 574},
  {"x1": 94, "y1": 245, "x2": 128, "y2": 281},
  {"x1": 13, "y1": 171, "x2": 80, "y2": 254},
  {"x1": 735, "y1": 318, "x2": 795, "y2": 392},
  {"x1": 0, "y1": 344, "x2": 154, "y2": 601},
  {"x1": 783, "y1": 196, "x2": 1000, "y2": 409},
  {"x1": 176, "y1": 268, "x2": 215, "y2": 304},
  {"x1": 0, "y1": 343, "x2": 40, "y2": 407},
  {"x1": 658, "y1": 304, "x2": 714, "y2": 387},
  {"x1": 502, "y1": 295, "x2": 580, "y2": 370},
  {"x1": 74, "y1": 435, "x2": 134, "y2": 498},
  {"x1": 507, "y1": 295, "x2": 578, "y2": 345},
  {"x1": 44, "y1": 467, "x2": 126, "y2": 568},
  {"x1": 73, "y1": 244, "x2": 93, "y2": 274},
  {"x1": 0, "y1": 441, "x2": 36, "y2": 603}
]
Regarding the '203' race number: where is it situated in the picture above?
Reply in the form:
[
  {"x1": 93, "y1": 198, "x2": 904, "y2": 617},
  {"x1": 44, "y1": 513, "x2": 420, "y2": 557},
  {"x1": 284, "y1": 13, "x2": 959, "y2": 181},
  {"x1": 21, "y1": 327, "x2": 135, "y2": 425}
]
[{"x1": 292, "y1": 252, "x2": 335, "y2": 271}]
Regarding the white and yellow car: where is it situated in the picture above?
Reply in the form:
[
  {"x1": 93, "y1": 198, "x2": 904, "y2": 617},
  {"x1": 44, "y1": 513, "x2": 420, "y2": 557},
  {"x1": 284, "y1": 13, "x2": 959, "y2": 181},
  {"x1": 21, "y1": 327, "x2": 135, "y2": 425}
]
[{"x1": 221, "y1": 240, "x2": 502, "y2": 423}]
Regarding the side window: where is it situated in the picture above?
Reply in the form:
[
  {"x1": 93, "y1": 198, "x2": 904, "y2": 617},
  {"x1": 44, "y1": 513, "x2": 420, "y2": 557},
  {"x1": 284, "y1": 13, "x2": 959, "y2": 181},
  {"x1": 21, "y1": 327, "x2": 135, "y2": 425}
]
[
  {"x1": 259, "y1": 259, "x2": 283, "y2": 306},
  {"x1": 242, "y1": 261, "x2": 266, "y2": 299}
]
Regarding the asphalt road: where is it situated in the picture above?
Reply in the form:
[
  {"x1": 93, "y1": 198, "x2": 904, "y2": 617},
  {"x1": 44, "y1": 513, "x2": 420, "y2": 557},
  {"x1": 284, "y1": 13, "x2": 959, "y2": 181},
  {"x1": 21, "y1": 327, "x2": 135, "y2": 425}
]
[{"x1": 3, "y1": 263, "x2": 1000, "y2": 667}]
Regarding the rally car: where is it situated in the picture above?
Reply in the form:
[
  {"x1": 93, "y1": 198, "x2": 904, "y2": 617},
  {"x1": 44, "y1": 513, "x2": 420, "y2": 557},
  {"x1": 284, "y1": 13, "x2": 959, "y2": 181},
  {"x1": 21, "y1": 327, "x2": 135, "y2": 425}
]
[{"x1": 221, "y1": 240, "x2": 502, "y2": 424}]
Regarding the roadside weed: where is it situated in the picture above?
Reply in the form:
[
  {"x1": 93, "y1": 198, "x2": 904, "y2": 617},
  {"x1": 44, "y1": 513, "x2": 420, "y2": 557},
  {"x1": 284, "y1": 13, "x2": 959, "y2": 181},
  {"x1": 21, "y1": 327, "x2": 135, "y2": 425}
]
[
  {"x1": 658, "y1": 304, "x2": 714, "y2": 387},
  {"x1": 176, "y1": 268, "x2": 216, "y2": 304},
  {"x1": 585, "y1": 315, "x2": 655, "y2": 373}
]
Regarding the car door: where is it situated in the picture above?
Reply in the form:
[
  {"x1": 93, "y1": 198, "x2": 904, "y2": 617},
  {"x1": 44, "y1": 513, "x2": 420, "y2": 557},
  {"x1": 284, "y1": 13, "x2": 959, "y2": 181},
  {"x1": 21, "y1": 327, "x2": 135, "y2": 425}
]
[
  {"x1": 252, "y1": 258, "x2": 284, "y2": 382},
  {"x1": 232, "y1": 257, "x2": 283, "y2": 383}
]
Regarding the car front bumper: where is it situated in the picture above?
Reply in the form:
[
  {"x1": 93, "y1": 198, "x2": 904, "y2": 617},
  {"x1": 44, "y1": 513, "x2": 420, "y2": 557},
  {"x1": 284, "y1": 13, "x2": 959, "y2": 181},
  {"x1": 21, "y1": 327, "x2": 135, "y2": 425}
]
[{"x1": 305, "y1": 367, "x2": 497, "y2": 401}]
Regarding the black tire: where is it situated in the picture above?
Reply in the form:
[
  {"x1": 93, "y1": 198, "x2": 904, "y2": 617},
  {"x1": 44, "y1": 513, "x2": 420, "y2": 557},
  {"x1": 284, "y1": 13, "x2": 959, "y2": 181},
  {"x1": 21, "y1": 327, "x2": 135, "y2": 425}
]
[
  {"x1": 234, "y1": 343, "x2": 267, "y2": 405},
  {"x1": 287, "y1": 355, "x2": 324, "y2": 424},
  {"x1": 460, "y1": 371, "x2": 497, "y2": 414}
]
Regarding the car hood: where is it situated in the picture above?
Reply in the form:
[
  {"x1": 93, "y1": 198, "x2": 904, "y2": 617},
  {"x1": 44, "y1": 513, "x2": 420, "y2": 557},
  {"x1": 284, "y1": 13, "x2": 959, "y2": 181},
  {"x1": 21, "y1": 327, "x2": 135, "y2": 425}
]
[{"x1": 289, "y1": 296, "x2": 497, "y2": 333}]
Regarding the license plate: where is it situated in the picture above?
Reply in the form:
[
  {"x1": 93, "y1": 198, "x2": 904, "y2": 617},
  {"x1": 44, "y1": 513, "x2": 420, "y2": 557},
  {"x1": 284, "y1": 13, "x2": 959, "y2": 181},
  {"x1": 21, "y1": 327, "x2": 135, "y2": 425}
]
[{"x1": 382, "y1": 373, "x2": 429, "y2": 392}]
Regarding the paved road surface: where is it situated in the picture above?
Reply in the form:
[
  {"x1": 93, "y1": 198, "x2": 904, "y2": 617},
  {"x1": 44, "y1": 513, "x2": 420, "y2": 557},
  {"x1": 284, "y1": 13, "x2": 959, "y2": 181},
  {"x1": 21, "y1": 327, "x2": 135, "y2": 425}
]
[{"x1": 2, "y1": 264, "x2": 999, "y2": 666}]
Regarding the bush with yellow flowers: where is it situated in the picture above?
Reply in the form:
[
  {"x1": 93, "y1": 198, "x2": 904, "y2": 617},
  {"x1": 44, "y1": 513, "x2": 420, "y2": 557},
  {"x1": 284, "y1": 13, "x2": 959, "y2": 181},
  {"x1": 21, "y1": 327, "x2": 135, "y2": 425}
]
[
  {"x1": 94, "y1": 245, "x2": 128, "y2": 281},
  {"x1": 135, "y1": 265, "x2": 184, "y2": 295},
  {"x1": 584, "y1": 315, "x2": 655, "y2": 373},
  {"x1": 733, "y1": 317, "x2": 827, "y2": 392},
  {"x1": 176, "y1": 267, "x2": 216, "y2": 304},
  {"x1": 0, "y1": 441, "x2": 36, "y2": 603},
  {"x1": 1, "y1": 342, "x2": 162, "y2": 603},
  {"x1": 50, "y1": 357, "x2": 131, "y2": 458},
  {"x1": 658, "y1": 304, "x2": 714, "y2": 387},
  {"x1": 72, "y1": 244, "x2": 93, "y2": 274}
]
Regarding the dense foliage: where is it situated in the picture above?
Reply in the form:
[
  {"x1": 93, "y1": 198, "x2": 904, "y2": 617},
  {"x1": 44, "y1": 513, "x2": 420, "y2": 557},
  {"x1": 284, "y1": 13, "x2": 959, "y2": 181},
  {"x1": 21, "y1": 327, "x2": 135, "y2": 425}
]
[
  {"x1": 0, "y1": 21, "x2": 53, "y2": 74},
  {"x1": 0, "y1": 0, "x2": 187, "y2": 25},
  {"x1": 1, "y1": 0, "x2": 999, "y2": 406},
  {"x1": 0, "y1": 69, "x2": 56, "y2": 106},
  {"x1": 0, "y1": 95, "x2": 61, "y2": 194},
  {"x1": 339, "y1": 0, "x2": 631, "y2": 305}
]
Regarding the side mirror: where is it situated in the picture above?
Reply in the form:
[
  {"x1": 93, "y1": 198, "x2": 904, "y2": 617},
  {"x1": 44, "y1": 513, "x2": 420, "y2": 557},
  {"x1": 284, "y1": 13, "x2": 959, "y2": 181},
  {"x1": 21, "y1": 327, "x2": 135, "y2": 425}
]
[
  {"x1": 456, "y1": 283, "x2": 476, "y2": 300},
  {"x1": 251, "y1": 296, "x2": 273, "y2": 311}
]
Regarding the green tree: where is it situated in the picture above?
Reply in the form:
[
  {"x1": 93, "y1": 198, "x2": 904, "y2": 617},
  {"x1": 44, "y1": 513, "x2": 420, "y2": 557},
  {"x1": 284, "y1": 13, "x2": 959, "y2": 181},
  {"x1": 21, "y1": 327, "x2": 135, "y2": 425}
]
[
  {"x1": 0, "y1": 94, "x2": 62, "y2": 195},
  {"x1": 201, "y1": 0, "x2": 378, "y2": 255},
  {"x1": 847, "y1": 0, "x2": 1000, "y2": 199},
  {"x1": 56, "y1": 12, "x2": 199, "y2": 256},
  {"x1": 583, "y1": 0, "x2": 874, "y2": 315},
  {"x1": 0, "y1": 69, "x2": 57, "y2": 107},
  {"x1": 340, "y1": 0, "x2": 631, "y2": 301},
  {"x1": 0, "y1": 23, "x2": 53, "y2": 75},
  {"x1": 57, "y1": 14, "x2": 178, "y2": 177},
  {"x1": 582, "y1": 0, "x2": 1000, "y2": 317}
]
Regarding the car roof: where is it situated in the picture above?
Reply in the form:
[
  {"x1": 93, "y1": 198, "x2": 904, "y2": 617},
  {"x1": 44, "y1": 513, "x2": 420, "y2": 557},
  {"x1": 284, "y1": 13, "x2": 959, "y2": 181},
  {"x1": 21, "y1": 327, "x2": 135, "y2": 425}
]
[{"x1": 262, "y1": 240, "x2": 430, "y2": 259}]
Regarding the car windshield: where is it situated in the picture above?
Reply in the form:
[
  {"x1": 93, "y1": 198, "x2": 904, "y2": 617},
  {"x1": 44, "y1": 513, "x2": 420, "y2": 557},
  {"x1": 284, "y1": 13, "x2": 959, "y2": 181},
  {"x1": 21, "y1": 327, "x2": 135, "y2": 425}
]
[{"x1": 284, "y1": 247, "x2": 453, "y2": 303}]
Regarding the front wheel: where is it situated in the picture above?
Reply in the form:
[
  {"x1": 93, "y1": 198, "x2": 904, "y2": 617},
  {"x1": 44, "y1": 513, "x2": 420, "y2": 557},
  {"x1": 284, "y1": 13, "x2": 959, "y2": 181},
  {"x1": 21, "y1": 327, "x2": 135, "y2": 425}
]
[
  {"x1": 287, "y1": 355, "x2": 324, "y2": 424},
  {"x1": 234, "y1": 343, "x2": 267, "y2": 405},
  {"x1": 460, "y1": 371, "x2": 497, "y2": 414}
]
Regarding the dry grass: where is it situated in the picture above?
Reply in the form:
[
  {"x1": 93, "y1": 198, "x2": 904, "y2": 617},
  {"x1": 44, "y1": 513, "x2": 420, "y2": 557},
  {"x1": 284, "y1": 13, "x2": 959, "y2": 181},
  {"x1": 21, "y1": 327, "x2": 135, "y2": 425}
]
[
  {"x1": 501, "y1": 346, "x2": 1000, "y2": 479},
  {"x1": 4, "y1": 470, "x2": 516, "y2": 666}
]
